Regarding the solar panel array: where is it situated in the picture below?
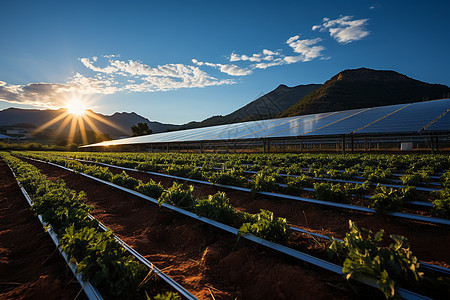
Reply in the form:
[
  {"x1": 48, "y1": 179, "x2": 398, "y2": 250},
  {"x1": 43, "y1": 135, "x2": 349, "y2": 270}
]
[{"x1": 83, "y1": 98, "x2": 450, "y2": 148}]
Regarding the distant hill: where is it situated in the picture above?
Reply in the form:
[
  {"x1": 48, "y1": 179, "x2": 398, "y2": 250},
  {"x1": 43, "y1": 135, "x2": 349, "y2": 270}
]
[
  {"x1": 0, "y1": 108, "x2": 178, "y2": 137},
  {"x1": 178, "y1": 84, "x2": 321, "y2": 130},
  {"x1": 279, "y1": 68, "x2": 450, "y2": 118}
]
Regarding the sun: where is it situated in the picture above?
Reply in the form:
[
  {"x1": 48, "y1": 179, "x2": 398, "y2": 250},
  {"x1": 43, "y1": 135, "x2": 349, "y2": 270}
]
[{"x1": 66, "y1": 99, "x2": 87, "y2": 116}]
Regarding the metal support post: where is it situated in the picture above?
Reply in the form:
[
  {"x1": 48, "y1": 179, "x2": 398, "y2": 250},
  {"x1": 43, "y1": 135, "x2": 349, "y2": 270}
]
[{"x1": 351, "y1": 135, "x2": 354, "y2": 152}]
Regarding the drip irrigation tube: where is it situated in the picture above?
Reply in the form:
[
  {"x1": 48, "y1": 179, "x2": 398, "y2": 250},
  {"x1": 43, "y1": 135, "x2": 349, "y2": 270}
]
[
  {"x1": 261, "y1": 182, "x2": 433, "y2": 208},
  {"x1": 242, "y1": 170, "x2": 440, "y2": 192},
  {"x1": 20, "y1": 157, "x2": 438, "y2": 299},
  {"x1": 239, "y1": 163, "x2": 444, "y2": 180},
  {"x1": 289, "y1": 226, "x2": 450, "y2": 276},
  {"x1": 64, "y1": 158, "x2": 449, "y2": 226},
  {"x1": 7, "y1": 161, "x2": 196, "y2": 300},
  {"x1": 89, "y1": 216, "x2": 197, "y2": 300},
  {"x1": 7, "y1": 165, "x2": 103, "y2": 300}
]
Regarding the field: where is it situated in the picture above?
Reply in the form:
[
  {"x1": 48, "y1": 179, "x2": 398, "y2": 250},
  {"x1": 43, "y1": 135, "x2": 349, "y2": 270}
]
[{"x1": 1, "y1": 151, "x2": 449, "y2": 299}]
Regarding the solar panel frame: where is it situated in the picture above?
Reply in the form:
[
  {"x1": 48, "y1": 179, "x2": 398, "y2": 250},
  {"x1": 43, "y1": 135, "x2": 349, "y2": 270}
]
[{"x1": 81, "y1": 98, "x2": 450, "y2": 148}]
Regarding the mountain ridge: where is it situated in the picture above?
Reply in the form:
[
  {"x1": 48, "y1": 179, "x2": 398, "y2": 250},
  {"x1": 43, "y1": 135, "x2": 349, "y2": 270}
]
[
  {"x1": 0, "y1": 107, "x2": 178, "y2": 137},
  {"x1": 279, "y1": 68, "x2": 450, "y2": 117},
  {"x1": 177, "y1": 83, "x2": 322, "y2": 130}
]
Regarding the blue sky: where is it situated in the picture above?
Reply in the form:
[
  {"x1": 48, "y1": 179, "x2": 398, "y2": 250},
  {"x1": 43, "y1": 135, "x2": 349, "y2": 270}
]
[{"x1": 1, "y1": 0, "x2": 449, "y2": 124}]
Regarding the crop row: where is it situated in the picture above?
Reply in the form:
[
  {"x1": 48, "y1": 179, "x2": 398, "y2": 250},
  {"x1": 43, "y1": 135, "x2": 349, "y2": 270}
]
[
  {"x1": 55, "y1": 151, "x2": 450, "y2": 178},
  {"x1": 16, "y1": 152, "x2": 293, "y2": 243},
  {"x1": 24, "y1": 151, "x2": 450, "y2": 219},
  {"x1": 17, "y1": 152, "x2": 450, "y2": 299},
  {"x1": 33, "y1": 151, "x2": 448, "y2": 189},
  {"x1": 0, "y1": 152, "x2": 179, "y2": 300}
]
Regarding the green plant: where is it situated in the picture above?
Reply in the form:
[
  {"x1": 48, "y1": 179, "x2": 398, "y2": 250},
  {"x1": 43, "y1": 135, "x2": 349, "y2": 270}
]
[
  {"x1": 431, "y1": 188, "x2": 450, "y2": 218},
  {"x1": 250, "y1": 171, "x2": 279, "y2": 195},
  {"x1": 441, "y1": 171, "x2": 450, "y2": 188},
  {"x1": 328, "y1": 220, "x2": 423, "y2": 299},
  {"x1": 314, "y1": 182, "x2": 347, "y2": 203},
  {"x1": 158, "y1": 182, "x2": 196, "y2": 209},
  {"x1": 136, "y1": 180, "x2": 164, "y2": 199},
  {"x1": 369, "y1": 185, "x2": 408, "y2": 214},
  {"x1": 152, "y1": 291, "x2": 181, "y2": 300},
  {"x1": 209, "y1": 168, "x2": 248, "y2": 187},
  {"x1": 400, "y1": 172, "x2": 430, "y2": 186},
  {"x1": 111, "y1": 171, "x2": 140, "y2": 189},
  {"x1": 0, "y1": 153, "x2": 163, "y2": 298},
  {"x1": 61, "y1": 225, "x2": 150, "y2": 299},
  {"x1": 238, "y1": 209, "x2": 290, "y2": 243},
  {"x1": 84, "y1": 165, "x2": 113, "y2": 181},
  {"x1": 343, "y1": 181, "x2": 370, "y2": 198},
  {"x1": 363, "y1": 168, "x2": 392, "y2": 183},
  {"x1": 194, "y1": 192, "x2": 236, "y2": 224}
]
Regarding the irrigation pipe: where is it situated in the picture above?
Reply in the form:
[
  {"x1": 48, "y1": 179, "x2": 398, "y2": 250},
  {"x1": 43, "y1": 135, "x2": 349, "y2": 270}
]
[
  {"x1": 62, "y1": 158, "x2": 449, "y2": 226},
  {"x1": 88, "y1": 216, "x2": 197, "y2": 300},
  {"x1": 242, "y1": 170, "x2": 440, "y2": 192},
  {"x1": 66, "y1": 157, "x2": 450, "y2": 275},
  {"x1": 6, "y1": 165, "x2": 103, "y2": 300},
  {"x1": 7, "y1": 161, "x2": 197, "y2": 300},
  {"x1": 22, "y1": 157, "x2": 435, "y2": 300}
]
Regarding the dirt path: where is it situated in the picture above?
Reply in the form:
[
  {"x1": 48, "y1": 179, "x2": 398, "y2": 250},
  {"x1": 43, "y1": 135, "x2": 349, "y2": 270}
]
[
  {"x1": 21, "y1": 158, "x2": 375, "y2": 300},
  {"x1": 68, "y1": 159, "x2": 450, "y2": 268},
  {"x1": 0, "y1": 159, "x2": 83, "y2": 300}
]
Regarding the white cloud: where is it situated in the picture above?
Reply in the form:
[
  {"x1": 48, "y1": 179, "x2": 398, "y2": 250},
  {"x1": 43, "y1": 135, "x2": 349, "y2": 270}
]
[
  {"x1": 226, "y1": 36, "x2": 324, "y2": 72},
  {"x1": 262, "y1": 49, "x2": 278, "y2": 56},
  {"x1": 0, "y1": 74, "x2": 120, "y2": 108},
  {"x1": 313, "y1": 16, "x2": 370, "y2": 44},
  {"x1": 0, "y1": 57, "x2": 234, "y2": 108},
  {"x1": 251, "y1": 59, "x2": 285, "y2": 69},
  {"x1": 228, "y1": 49, "x2": 280, "y2": 63},
  {"x1": 285, "y1": 35, "x2": 325, "y2": 61},
  {"x1": 80, "y1": 57, "x2": 118, "y2": 74},
  {"x1": 192, "y1": 59, "x2": 252, "y2": 76},
  {"x1": 82, "y1": 57, "x2": 233, "y2": 91}
]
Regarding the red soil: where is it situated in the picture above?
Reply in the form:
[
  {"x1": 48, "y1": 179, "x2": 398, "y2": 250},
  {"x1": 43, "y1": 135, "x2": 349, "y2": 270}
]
[
  {"x1": 22, "y1": 158, "x2": 375, "y2": 300},
  {"x1": 0, "y1": 160, "x2": 83, "y2": 300}
]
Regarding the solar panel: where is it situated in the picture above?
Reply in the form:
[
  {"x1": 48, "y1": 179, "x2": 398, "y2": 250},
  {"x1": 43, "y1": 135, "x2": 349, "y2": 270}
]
[
  {"x1": 423, "y1": 110, "x2": 450, "y2": 132},
  {"x1": 304, "y1": 104, "x2": 408, "y2": 136},
  {"x1": 82, "y1": 98, "x2": 450, "y2": 148},
  {"x1": 211, "y1": 117, "x2": 298, "y2": 140},
  {"x1": 264, "y1": 109, "x2": 365, "y2": 138},
  {"x1": 355, "y1": 99, "x2": 450, "y2": 134}
]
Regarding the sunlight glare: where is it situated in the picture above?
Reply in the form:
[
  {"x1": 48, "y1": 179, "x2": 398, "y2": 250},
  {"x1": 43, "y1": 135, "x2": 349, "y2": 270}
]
[{"x1": 66, "y1": 99, "x2": 87, "y2": 116}]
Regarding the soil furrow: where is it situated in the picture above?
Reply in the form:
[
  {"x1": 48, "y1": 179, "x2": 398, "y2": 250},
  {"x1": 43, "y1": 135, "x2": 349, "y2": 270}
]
[
  {"x1": 0, "y1": 159, "x2": 83, "y2": 300},
  {"x1": 67, "y1": 159, "x2": 450, "y2": 267},
  {"x1": 22, "y1": 157, "x2": 367, "y2": 300}
]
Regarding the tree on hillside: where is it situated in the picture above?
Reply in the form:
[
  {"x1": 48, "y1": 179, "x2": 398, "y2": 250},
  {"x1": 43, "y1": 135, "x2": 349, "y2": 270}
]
[
  {"x1": 131, "y1": 122, "x2": 152, "y2": 136},
  {"x1": 72, "y1": 130, "x2": 111, "y2": 145}
]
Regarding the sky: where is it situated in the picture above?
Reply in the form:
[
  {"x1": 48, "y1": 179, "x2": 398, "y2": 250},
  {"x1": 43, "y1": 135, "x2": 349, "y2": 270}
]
[{"x1": 1, "y1": 0, "x2": 449, "y2": 125}]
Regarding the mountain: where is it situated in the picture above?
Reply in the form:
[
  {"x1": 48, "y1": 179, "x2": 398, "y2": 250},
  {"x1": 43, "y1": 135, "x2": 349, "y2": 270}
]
[
  {"x1": 178, "y1": 84, "x2": 321, "y2": 130},
  {"x1": 279, "y1": 68, "x2": 450, "y2": 118},
  {"x1": 0, "y1": 108, "x2": 178, "y2": 137}
]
